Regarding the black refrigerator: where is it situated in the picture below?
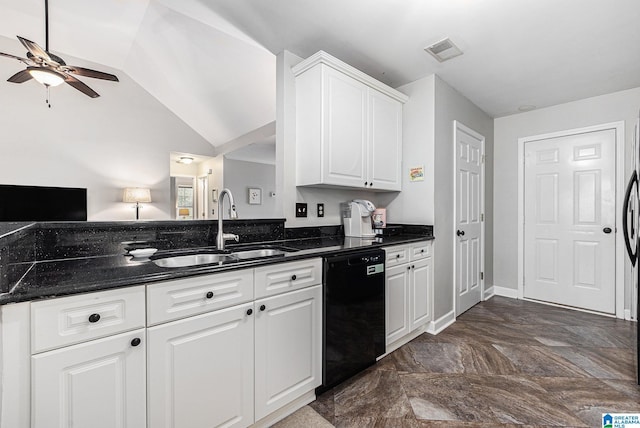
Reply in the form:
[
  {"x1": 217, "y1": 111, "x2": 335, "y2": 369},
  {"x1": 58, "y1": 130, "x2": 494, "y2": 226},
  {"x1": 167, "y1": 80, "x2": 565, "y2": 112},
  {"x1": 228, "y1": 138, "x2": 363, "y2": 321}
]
[{"x1": 622, "y1": 111, "x2": 639, "y2": 384}]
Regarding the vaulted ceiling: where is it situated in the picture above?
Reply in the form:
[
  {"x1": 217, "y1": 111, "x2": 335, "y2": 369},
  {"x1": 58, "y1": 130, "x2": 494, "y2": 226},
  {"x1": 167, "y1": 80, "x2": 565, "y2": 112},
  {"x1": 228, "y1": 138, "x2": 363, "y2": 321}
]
[{"x1": 1, "y1": 0, "x2": 639, "y2": 149}]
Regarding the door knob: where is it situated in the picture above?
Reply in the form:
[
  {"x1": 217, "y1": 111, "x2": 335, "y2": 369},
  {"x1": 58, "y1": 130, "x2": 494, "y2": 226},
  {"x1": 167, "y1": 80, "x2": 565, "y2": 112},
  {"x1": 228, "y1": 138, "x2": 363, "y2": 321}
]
[
  {"x1": 603, "y1": 227, "x2": 612, "y2": 234},
  {"x1": 456, "y1": 230, "x2": 465, "y2": 237}
]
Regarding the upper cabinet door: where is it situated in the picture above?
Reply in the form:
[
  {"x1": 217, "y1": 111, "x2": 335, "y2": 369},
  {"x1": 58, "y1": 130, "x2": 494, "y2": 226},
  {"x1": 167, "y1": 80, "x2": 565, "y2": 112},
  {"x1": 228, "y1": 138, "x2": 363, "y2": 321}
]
[
  {"x1": 322, "y1": 67, "x2": 368, "y2": 187},
  {"x1": 368, "y1": 90, "x2": 402, "y2": 191}
]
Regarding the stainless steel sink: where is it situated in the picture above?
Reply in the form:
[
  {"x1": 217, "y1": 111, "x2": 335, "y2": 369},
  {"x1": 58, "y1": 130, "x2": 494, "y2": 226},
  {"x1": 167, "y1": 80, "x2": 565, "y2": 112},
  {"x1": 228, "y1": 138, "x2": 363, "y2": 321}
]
[
  {"x1": 233, "y1": 249, "x2": 286, "y2": 260},
  {"x1": 152, "y1": 253, "x2": 236, "y2": 268},
  {"x1": 151, "y1": 245, "x2": 297, "y2": 268}
]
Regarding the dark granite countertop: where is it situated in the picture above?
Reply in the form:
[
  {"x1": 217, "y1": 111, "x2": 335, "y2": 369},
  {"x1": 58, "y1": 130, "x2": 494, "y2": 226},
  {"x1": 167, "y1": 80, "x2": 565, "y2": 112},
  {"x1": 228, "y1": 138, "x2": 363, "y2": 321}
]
[{"x1": 1, "y1": 234, "x2": 433, "y2": 305}]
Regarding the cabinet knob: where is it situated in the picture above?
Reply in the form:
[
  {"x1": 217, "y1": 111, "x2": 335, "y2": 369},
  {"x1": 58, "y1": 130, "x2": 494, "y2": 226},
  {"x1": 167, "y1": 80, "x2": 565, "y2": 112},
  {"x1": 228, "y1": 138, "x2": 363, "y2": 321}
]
[
  {"x1": 131, "y1": 338, "x2": 141, "y2": 347},
  {"x1": 291, "y1": 274, "x2": 297, "y2": 281},
  {"x1": 246, "y1": 308, "x2": 253, "y2": 316},
  {"x1": 396, "y1": 254, "x2": 400, "y2": 259},
  {"x1": 88, "y1": 313, "x2": 101, "y2": 323},
  {"x1": 421, "y1": 249, "x2": 425, "y2": 253},
  {"x1": 412, "y1": 265, "x2": 415, "y2": 269},
  {"x1": 206, "y1": 291, "x2": 214, "y2": 299},
  {"x1": 260, "y1": 304, "x2": 266, "y2": 311},
  {"x1": 369, "y1": 182, "x2": 373, "y2": 187},
  {"x1": 407, "y1": 266, "x2": 410, "y2": 270},
  {"x1": 364, "y1": 181, "x2": 368, "y2": 186}
]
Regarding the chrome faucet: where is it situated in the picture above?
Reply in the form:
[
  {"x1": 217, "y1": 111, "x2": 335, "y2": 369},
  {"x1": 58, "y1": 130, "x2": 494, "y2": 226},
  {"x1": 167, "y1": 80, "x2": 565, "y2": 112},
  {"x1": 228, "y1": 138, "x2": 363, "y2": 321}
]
[{"x1": 216, "y1": 188, "x2": 239, "y2": 251}]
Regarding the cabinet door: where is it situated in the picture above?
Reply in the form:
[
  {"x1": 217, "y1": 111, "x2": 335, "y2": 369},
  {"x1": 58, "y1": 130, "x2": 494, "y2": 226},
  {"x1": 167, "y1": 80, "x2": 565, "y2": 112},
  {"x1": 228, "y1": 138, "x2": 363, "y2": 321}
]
[
  {"x1": 368, "y1": 89, "x2": 402, "y2": 191},
  {"x1": 322, "y1": 66, "x2": 368, "y2": 187},
  {"x1": 32, "y1": 329, "x2": 146, "y2": 428},
  {"x1": 385, "y1": 264, "x2": 411, "y2": 345},
  {"x1": 409, "y1": 257, "x2": 432, "y2": 330},
  {"x1": 147, "y1": 303, "x2": 254, "y2": 428},
  {"x1": 254, "y1": 285, "x2": 322, "y2": 421}
]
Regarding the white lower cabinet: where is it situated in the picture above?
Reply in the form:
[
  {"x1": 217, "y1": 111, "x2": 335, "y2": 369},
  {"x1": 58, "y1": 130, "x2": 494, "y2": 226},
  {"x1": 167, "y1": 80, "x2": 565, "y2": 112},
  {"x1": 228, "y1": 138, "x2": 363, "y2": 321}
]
[
  {"x1": 384, "y1": 241, "x2": 433, "y2": 350},
  {"x1": 147, "y1": 303, "x2": 254, "y2": 428},
  {"x1": 254, "y1": 285, "x2": 322, "y2": 420},
  {"x1": 32, "y1": 328, "x2": 146, "y2": 428}
]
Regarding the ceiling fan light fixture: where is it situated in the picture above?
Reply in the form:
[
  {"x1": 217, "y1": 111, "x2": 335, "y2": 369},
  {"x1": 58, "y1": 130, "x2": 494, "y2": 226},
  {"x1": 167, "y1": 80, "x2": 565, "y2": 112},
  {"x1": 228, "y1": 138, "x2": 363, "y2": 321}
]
[{"x1": 28, "y1": 67, "x2": 65, "y2": 87}]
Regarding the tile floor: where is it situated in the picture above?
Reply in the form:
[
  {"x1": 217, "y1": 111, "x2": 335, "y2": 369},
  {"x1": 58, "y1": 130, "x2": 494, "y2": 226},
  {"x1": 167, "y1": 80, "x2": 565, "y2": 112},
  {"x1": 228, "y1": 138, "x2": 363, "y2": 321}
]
[{"x1": 276, "y1": 296, "x2": 639, "y2": 427}]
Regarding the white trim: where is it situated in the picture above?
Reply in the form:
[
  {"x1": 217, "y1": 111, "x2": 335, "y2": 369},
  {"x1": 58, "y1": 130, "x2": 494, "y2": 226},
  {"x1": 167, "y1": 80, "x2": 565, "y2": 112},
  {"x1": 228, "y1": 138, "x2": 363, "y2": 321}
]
[
  {"x1": 291, "y1": 50, "x2": 409, "y2": 103},
  {"x1": 453, "y1": 121, "x2": 486, "y2": 317},
  {"x1": 517, "y1": 121, "x2": 626, "y2": 318},
  {"x1": 483, "y1": 285, "x2": 495, "y2": 300},
  {"x1": 624, "y1": 309, "x2": 632, "y2": 321},
  {"x1": 251, "y1": 390, "x2": 316, "y2": 428},
  {"x1": 493, "y1": 285, "x2": 519, "y2": 299},
  {"x1": 381, "y1": 325, "x2": 427, "y2": 357},
  {"x1": 427, "y1": 310, "x2": 456, "y2": 335}
]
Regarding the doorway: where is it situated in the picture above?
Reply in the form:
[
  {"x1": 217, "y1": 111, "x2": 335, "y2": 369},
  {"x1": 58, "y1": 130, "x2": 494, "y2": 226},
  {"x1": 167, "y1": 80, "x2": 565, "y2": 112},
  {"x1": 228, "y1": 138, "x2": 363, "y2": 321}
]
[
  {"x1": 454, "y1": 121, "x2": 485, "y2": 316},
  {"x1": 518, "y1": 122, "x2": 626, "y2": 317}
]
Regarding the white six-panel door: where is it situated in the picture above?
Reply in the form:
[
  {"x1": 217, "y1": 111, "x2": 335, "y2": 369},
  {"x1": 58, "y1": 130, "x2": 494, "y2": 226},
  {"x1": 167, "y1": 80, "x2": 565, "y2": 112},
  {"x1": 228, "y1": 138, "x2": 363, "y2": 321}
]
[
  {"x1": 524, "y1": 129, "x2": 616, "y2": 313},
  {"x1": 455, "y1": 122, "x2": 484, "y2": 315}
]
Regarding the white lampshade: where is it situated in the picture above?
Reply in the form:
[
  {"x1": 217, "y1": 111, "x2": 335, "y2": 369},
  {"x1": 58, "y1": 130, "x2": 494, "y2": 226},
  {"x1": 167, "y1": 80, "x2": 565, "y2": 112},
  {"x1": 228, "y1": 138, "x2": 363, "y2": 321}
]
[
  {"x1": 28, "y1": 67, "x2": 65, "y2": 87},
  {"x1": 123, "y1": 188, "x2": 152, "y2": 203}
]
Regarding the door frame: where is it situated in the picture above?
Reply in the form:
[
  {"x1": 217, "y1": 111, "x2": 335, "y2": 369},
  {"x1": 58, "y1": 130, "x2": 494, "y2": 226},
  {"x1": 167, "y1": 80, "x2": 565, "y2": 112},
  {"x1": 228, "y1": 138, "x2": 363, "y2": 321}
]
[
  {"x1": 517, "y1": 121, "x2": 626, "y2": 318},
  {"x1": 453, "y1": 120, "x2": 486, "y2": 316}
]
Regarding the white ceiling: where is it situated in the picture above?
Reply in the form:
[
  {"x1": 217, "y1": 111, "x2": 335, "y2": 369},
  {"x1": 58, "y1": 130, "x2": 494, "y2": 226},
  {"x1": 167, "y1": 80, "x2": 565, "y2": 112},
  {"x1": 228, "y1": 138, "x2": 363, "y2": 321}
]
[{"x1": 1, "y1": 0, "x2": 639, "y2": 147}]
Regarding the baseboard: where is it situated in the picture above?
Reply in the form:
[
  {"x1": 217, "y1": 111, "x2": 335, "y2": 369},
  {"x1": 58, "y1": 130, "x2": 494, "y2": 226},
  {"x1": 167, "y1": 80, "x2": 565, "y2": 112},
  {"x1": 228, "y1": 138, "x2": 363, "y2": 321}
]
[
  {"x1": 251, "y1": 390, "x2": 316, "y2": 428},
  {"x1": 492, "y1": 285, "x2": 519, "y2": 299},
  {"x1": 624, "y1": 309, "x2": 633, "y2": 321},
  {"x1": 427, "y1": 310, "x2": 456, "y2": 335},
  {"x1": 483, "y1": 285, "x2": 495, "y2": 300}
]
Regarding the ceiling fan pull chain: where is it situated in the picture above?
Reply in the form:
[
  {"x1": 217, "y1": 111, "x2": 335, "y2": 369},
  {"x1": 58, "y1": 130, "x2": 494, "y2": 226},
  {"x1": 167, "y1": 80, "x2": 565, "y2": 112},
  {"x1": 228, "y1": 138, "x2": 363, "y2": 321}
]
[{"x1": 46, "y1": 85, "x2": 51, "y2": 108}]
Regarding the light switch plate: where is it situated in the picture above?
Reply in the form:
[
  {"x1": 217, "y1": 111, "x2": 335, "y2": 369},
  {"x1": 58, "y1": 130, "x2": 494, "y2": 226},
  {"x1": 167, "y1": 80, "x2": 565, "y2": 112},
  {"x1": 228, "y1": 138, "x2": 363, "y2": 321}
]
[{"x1": 295, "y1": 203, "x2": 308, "y2": 218}]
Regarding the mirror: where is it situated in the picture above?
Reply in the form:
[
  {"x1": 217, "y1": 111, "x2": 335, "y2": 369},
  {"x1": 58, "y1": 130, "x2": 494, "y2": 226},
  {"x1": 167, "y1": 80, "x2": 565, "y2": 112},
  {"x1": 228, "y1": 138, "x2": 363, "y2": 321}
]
[{"x1": 169, "y1": 136, "x2": 278, "y2": 220}]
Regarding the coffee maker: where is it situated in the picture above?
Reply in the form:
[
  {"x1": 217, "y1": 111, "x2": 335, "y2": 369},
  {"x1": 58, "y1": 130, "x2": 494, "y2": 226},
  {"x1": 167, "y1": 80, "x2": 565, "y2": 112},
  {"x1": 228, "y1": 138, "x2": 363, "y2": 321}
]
[{"x1": 342, "y1": 199, "x2": 376, "y2": 238}]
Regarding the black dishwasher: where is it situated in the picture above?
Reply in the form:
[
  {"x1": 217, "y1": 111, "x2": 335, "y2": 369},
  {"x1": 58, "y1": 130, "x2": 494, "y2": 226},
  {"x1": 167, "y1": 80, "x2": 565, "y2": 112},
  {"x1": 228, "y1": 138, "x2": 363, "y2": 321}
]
[{"x1": 318, "y1": 249, "x2": 385, "y2": 393}]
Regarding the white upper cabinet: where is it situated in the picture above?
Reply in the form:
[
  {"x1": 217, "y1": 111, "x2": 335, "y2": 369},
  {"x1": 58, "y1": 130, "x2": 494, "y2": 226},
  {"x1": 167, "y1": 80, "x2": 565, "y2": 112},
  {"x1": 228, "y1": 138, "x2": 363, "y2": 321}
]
[{"x1": 294, "y1": 51, "x2": 407, "y2": 191}]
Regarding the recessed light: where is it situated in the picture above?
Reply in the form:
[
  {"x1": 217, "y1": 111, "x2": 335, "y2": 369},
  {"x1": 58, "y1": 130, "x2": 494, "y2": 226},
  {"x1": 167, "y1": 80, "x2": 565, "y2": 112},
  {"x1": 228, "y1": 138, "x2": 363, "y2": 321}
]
[
  {"x1": 177, "y1": 156, "x2": 194, "y2": 164},
  {"x1": 518, "y1": 105, "x2": 536, "y2": 112}
]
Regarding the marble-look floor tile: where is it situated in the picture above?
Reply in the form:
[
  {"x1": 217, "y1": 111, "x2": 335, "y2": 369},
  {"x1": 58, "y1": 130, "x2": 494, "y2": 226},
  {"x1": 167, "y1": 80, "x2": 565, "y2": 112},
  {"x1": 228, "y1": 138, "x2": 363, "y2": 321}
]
[
  {"x1": 393, "y1": 341, "x2": 518, "y2": 375},
  {"x1": 310, "y1": 388, "x2": 336, "y2": 425},
  {"x1": 412, "y1": 320, "x2": 541, "y2": 346},
  {"x1": 532, "y1": 376, "x2": 640, "y2": 427},
  {"x1": 333, "y1": 366, "x2": 413, "y2": 419},
  {"x1": 561, "y1": 325, "x2": 636, "y2": 348},
  {"x1": 600, "y1": 378, "x2": 640, "y2": 401},
  {"x1": 399, "y1": 373, "x2": 587, "y2": 426},
  {"x1": 548, "y1": 346, "x2": 637, "y2": 380},
  {"x1": 492, "y1": 344, "x2": 591, "y2": 378}
]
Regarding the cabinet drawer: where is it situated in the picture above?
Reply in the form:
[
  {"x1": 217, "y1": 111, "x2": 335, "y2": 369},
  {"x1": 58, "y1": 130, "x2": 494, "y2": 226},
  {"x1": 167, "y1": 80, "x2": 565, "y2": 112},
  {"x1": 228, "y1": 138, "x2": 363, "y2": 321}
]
[
  {"x1": 254, "y1": 258, "x2": 322, "y2": 298},
  {"x1": 384, "y1": 245, "x2": 410, "y2": 267},
  {"x1": 31, "y1": 286, "x2": 145, "y2": 354},
  {"x1": 147, "y1": 269, "x2": 254, "y2": 326},
  {"x1": 410, "y1": 241, "x2": 432, "y2": 261}
]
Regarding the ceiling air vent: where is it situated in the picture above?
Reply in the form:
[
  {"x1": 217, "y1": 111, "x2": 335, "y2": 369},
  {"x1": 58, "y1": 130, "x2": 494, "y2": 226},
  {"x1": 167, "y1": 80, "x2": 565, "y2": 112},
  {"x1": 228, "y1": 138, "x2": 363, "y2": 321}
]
[{"x1": 424, "y1": 38, "x2": 463, "y2": 62}]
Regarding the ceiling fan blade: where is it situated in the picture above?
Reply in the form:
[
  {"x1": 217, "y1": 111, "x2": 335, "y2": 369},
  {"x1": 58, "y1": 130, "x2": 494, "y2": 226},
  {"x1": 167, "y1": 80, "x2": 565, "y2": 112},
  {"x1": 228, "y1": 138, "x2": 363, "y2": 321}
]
[
  {"x1": 66, "y1": 66, "x2": 119, "y2": 82},
  {"x1": 7, "y1": 69, "x2": 33, "y2": 84},
  {"x1": 64, "y1": 74, "x2": 99, "y2": 98},
  {"x1": 17, "y1": 36, "x2": 50, "y2": 61},
  {"x1": 0, "y1": 51, "x2": 31, "y2": 64}
]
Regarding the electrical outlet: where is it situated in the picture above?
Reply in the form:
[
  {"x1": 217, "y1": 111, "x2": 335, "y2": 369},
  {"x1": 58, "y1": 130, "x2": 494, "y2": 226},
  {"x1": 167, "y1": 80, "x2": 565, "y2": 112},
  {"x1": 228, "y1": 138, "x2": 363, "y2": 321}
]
[
  {"x1": 295, "y1": 203, "x2": 308, "y2": 218},
  {"x1": 317, "y1": 203, "x2": 324, "y2": 217}
]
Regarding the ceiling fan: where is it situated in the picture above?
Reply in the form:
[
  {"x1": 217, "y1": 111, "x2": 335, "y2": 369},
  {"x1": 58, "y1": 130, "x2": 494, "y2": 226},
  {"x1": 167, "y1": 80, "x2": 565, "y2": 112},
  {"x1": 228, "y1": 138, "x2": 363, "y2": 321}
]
[{"x1": 0, "y1": 0, "x2": 118, "y2": 103}]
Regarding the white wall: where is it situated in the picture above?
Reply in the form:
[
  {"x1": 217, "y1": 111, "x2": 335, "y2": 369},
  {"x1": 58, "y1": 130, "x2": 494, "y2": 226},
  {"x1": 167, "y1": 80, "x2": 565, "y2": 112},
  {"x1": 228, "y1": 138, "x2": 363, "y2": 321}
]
[
  {"x1": 494, "y1": 87, "x2": 640, "y2": 306},
  {"x1": 0, "y1": 41, "x2": 215, "y2": 221},
  {"x1": 223, "y1": 158, "x2": 278, "y2": 218},
  {"x1": 434, "y1": 76, "x2": 494, "y2": 320},
  {"x1": 276, "y1": 50, "x2": 384, "y2": 228}
]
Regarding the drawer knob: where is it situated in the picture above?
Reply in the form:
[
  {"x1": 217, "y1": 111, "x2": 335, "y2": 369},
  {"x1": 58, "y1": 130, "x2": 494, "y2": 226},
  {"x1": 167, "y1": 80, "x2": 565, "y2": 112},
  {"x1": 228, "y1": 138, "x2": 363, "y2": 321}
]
[
  {"x1": 421, "y1": 249, "x2": 425, "y2": 253},
  {"x1": 364, "y1": 181, "x2": 368, "y2": 186},
  {"x1": 246, "y1": 308, "x2": 253, "y2": 316},
  {"x1": 369, "y1": 182, "x2": 373, "y2": 187},
  {"x1": 206, "y1": 291, "x2": 214, "y2": 299},
  {"x1": 88, "y1": 313, "x2": 101, "y2": 323},
  {"x1": 407, "y1": 266, "x2": 410, "y2": 270},
  {"x1": 396, "y1": 254, "x2": 400, "y2": 259},
  {"x1": 131, "y1": 338, "x2": 141, "y2": 347},
  {"x1": 291, "y1": 274, "x2": 297, "y2": 281},
  {"x1": 260, "y1": 304, "x2": 266, "y2": 311}
]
